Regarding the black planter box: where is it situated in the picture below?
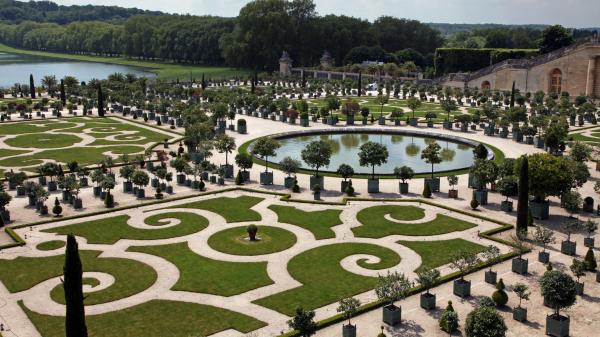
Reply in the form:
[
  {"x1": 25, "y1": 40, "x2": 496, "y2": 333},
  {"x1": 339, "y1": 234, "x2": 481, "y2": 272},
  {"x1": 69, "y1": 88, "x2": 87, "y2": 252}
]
[
  {"x1": 584, "y1": 237, "x2": 595, "y2": 248},
  {"x1": 513, "y1": 307, "x2": 527, "y2": 322},
  {"x1": 546, "y1": 315, "x2": 570, "y2": 337},
  {"x1": 424, "y1": 177, "x2": 440, "y2": 192},
  {"x1": 485, "y1": 270, "x2": 497, "y2": 284},
  {"x1": 575, "y1": 282, "x2": 584, "y2": 295},
  {"x1": 501, "y1": 200, "x2": 513, "y2": 212},
  {"x1": 260, "y1": 172, "x2": 273, "y2": 185},
  {"x1": 530, "y1": 200, "x2": 550, "y2": 220},
  {"x1": 310, "y1": 175, "x2": 324, "y2": 191},
  {"x1": 382, "y1": 305, "x2": 401, "y2": 326},
  {"x1": 539, "y1": 251, "x2": 550, "y2": 263},
  {"x1": 137, "y1": 189, "x2": 145, "y2": 199},
  {"x1": 420, "y1": 293, "x2": 436, "y2": 310},
  {"x1": 512, "y1": 258, "x2": 528, "y2": 275},
  {"x1": 342, "y1": 324, "x2": 356, "y2": 337},
  {"x1": 399, "y1": 182, "x2": 409, "y2": 194},
  {"x1": 561, "y1": 240, "x2": 576, "y2": 256},
  {"x1": 453, "y1": 279, "x2": 471, "y2": 298}
]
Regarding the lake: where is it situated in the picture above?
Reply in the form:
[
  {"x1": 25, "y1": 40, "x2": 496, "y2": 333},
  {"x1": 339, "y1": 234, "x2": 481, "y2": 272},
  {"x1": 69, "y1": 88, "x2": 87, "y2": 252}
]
[{"x1": 0, "y1": 52, "x2": 155, "y2": 88}]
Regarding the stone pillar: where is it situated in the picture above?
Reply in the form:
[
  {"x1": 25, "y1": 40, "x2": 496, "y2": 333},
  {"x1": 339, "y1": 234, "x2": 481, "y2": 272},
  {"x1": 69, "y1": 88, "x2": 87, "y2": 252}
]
[
  {"x1": 328, "y1": 72, "x2": 332, "y2": 80},
  {"x1": 586, "y1": 57, "x2": 596, "y2": 97}
]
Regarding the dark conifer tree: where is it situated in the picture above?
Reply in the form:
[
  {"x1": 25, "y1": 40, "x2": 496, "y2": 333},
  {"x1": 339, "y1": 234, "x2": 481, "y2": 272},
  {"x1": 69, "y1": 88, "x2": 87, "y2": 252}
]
[
  {"x1": 510, "y1": 81, "x2": 516, "y2": 108},
  {"x1": 201, "y1": 73, "x2": 206, "y2": 90},
  {"x1": 29, "y1": 74, "x2": 35, "y2": 98},
  {"x1": 60, "y1": 79, "x2": 66, "y2": 105},
  {"x1": 64, "y1": 234, "x2": 88, "y2": 337},
  {"x1": 357, "y1": 72, "x2": 362, "y2": 97},
  {"x1": 516, "y1": 156, "x2": 529, "y2": 231},
  {"x1": 97, "y1": 86, "x2": 105, "y2": 117}
]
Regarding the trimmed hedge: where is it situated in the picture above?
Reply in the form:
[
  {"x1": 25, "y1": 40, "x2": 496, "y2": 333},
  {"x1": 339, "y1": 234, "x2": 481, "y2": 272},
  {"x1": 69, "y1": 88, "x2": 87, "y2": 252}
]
[{"x1": 434, "y1": 48, "x2": 539, "y2": 76}]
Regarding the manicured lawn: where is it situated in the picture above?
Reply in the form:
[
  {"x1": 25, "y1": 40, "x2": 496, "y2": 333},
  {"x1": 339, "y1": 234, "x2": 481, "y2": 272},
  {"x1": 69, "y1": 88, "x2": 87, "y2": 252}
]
[
  {"x1": 44, "y1": 212, "x2": 208, "y2": 244},
  {"x1": 130, "y1": 242, "x2": 273, "y2": 296},
  {"x1": 0, "y1": 251, "x2": 156, "y2": 305},
  {"x1": 20, "y1": 299, "x2": 266, "y2": 337},
  {"x1": 207, "y1": 225, "x2": 297, "y2": 256},
  {"x1": 253, "y1": 243, "x2": 400, "y2": 315},
  {"x1": 169, "y1": 195, "x2": 263, "y2": 222},
  {"x1": 268, "y1": 204, "x2": 342, "y2": 239},
  {"x1": 397, "y1": 239, "x2": 487, "y2": 273},
  {"x1": 353, "y1": 205, "x2": 477, "y2": 238},
  {"x1": 5, "y1": 133, "x2": 82, "y2": 149},
  {"x1": 36, "y1": 240, "x2": 65, "y2": 251},
  {"x1": 0, "y1": 120, "x2": 78, "y2": 135},
  {"x1": 0, "y1": 43, "x2": 251, "y2": 81}
]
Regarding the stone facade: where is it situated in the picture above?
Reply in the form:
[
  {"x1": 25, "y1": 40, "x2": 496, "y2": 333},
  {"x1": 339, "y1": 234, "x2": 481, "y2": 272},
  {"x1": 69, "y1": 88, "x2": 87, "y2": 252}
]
[
  {"x1": 443, "y1": 36, "x2": 600, "y2": 98},
  {"x1": 279, "y1": 51, "x2": 293, "y2": 76}
]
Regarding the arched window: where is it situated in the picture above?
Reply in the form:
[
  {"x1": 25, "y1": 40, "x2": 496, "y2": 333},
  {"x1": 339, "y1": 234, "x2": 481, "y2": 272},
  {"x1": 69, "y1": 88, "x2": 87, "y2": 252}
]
[
  {"x1": 550, "y1": 69, "x2": 562, "y2": 94},
  {"x1": 481, "y1": 81, "x2": 491, "y2": 90}
]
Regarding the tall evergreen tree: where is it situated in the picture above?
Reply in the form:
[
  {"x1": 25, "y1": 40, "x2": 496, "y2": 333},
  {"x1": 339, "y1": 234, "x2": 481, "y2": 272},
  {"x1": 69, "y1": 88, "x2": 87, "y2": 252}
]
[
  {"x1": 516, "y1": 156, "x2": 529, "y2": 231},
  {"x1": 29, "y1": 74, "x2": 35, "y2": 98},
  {"x1": 357, "y1": 72, "x2": 362, "y2": 97},
  {"x1": 201, "y1": 73, "x2": 206, "y2": 90},
  {"x1": 509, "y1": 81, "x2": 515, "y2": 108},
  {"x1": 64, "y1": 234, "x2": 88, "y2": 337},
  {"x1": 97, "y1": 86, "x2": 105, "y2": 117},
  {"x1": 60, "y1": 79, "x2": 66, "y2": 105}
]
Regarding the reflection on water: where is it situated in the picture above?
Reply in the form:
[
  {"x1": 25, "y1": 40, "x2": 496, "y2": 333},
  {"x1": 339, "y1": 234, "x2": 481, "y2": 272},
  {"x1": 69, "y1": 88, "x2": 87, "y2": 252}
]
[
  {"x1": 271, "y1": 132, "x2": 475, "y2": 174},
  {"x1": 0, "y1": 52, "x2": 154, "y2": 87}
]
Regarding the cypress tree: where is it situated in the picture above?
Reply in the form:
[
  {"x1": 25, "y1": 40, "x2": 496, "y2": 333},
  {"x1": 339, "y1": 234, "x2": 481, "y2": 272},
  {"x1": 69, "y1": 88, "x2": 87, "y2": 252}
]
[
  {"x1": 251, "y1": 71, "x2": 256, "y2": 94},
  {"x1": 516, "y1": 156, "x2": 529, "y2": 232},
  {"x1": 60, "y1": 79, "x2": 66, "y2": 105},
  {"x1": 29, "y1": 74, "x2": 35, "y2": 98},
  {"x1": 97, "y1": 86, "x2": 105, "y2": 117},
  {"x1": 509, "y1": 81, "x2": 516, "y2": 108},
  {"x1": 201, "y1": 73, "x2": 206, "y2": 90},
  {"x1": 64, "y1": 234, "x2": 88, "y2": 337},
  {"x1": 357, "y1": 72, "x2": 362, "y2": 97},
  {"x1": 301, "y1": 70, "x2": 306, "y2": 88}
]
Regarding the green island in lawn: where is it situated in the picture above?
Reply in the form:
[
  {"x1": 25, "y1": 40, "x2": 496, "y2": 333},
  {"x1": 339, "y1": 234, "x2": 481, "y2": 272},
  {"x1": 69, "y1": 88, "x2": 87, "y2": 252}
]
[
  {"x1": 397, "y1": 239, "x2": 487, "y2": 273},
  {"x1": 268, "y1": 204, "x2": 342, "y2": 239},
  {"x1": 353, "y1": 205, "x2": 477, "y2": 238},
  {"x1": 168, "y1": 195, "x2": 263, "y2": 222},
  {"x1": 35, "y1": 240, "x2": 66, "y2": 251},
  {"x1": 129, "y1": 242, "x2": 272, "y2": 296},
  {"x1": 4, "y1": 133, "x2": 82, "y2": 149},
  {"x1": 207, "y1": 225, "x2": 297, "y2": 256},
  {"x1": 44, "y1": 212, "x2": 208, "y2": 244},
  {"x1": 0, "y1": 251, "x2": 156, "y2": 305},
  {"x1": 20, "y1": 299, "x2": 266, "y2": 337},
  {"x1": 0, "y1": 43, "x2": 251, "y2": 81},
  {"x1": 253, "y1": 243, "x2": 400, "y2": 315}
]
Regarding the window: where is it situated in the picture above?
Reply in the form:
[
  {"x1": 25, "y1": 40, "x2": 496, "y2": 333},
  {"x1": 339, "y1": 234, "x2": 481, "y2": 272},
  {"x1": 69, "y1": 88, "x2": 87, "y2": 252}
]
[{"x1": 550, "y1": 69, "x2": 562, "y2": 93}]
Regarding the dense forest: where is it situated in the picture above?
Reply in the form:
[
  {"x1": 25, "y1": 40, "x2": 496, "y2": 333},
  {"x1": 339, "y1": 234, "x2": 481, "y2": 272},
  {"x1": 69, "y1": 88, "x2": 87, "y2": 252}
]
[{"x1": 0, "y1": 0, "x2": 596, "y2": 73}]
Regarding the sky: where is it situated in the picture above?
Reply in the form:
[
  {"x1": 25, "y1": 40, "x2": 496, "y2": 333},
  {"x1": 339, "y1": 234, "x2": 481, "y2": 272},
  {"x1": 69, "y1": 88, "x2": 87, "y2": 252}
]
[{"x1": 51, "y1": 0, "x2": 600, "y2": 28}]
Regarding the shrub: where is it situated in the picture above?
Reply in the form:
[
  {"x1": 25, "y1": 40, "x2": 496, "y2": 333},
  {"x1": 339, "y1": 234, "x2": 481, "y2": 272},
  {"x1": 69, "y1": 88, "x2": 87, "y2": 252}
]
[
  {"x1": 465, "y1": 305, "x2": 507, "y2": 337},
  {"x1": 470, "y1": 196, "x2": 479, "y2": 209},
  {"x1": 540, "y1": 270, "x2": 577, "y2": 317},
  {"x1": 584, "y1": 247, "x2": 597, "y2": 271},
  {"x1": 440, "y1": 311, "x2": 459, "y2": 334},
  {"x1": 235, "y1": 170, "x2": 244, "y2": 185},
  {"x1": 52, "y1": 197, "x2": 62, "y2": 217},
  {"x1": 439, "y1": 301, "x2": 457, "y2": 333},
  {"x1": 292, "y1": 179, "x2": 300, "y2": 193},
  {"x1": 247, "y1": 224, "x2": 258, "y2": 241},
  {"x1": 492, "y1": 279, "x2": 508, "y2": 306},
  {"x1": 346, "y1": 179, "x2": 355, "y2": 196},
  {"x1": 422, "y1": 183, "x2": 431, "y2": 198}
]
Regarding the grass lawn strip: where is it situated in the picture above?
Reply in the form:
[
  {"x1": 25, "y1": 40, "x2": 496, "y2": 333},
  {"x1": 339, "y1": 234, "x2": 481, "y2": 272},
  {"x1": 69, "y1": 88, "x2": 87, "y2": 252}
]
[
  {"x1": 268, "y1": 204, "x2": 342, "y2": 239},
  {"x1": 0, "y1": 251, "x2": 156, "y2": 305},
  {"x1": 207, "y1": 225, "x2": 297, "y2": 256},
  {"x1": 253, "y1": 243, "x2": 400, "y2": 315},
  {"x1": 36, "y1": 240, "x2": 65, "y2": 251},
  {"x1": 397, "y1": 239, "x2": 487, "y2": 273},
  {"x1": 44, "y1": 212, "x2": 208, "y2": 244},
  {"x1": 168, "y1": 195, "x2": 263, "y2": 222},
  {"x1": 130, "y1": 242, "x2": 273, "y2": 296},
  {"x1": 19, "y1": 299, "x2": 266, "y2": 337},
  {"x1": 353, "y1": 205, "x2": 476, "y2": 238}
]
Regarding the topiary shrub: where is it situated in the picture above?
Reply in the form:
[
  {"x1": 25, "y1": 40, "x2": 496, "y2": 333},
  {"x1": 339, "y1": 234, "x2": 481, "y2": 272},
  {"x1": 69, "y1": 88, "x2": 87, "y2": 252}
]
[
  {"x1": 584, "y1": 247, "x2": 597, "y2": 271},
  {"x1": 199, "y1": 179, "x2": 205, "y2": 191},
  {"x1": 247, "y1": 224, "x2": 258, "y2": 241},
  {"x1": 465, "y1": 305, "x2": 507, "y2": 337},
  {"x1": 470, "y1": 196, "x2": 479, "y2": 209},
  {"x1": 540, "y1": 270, "x2": 577, "y2": 318},
  {"x1": 346, "y1": 179, "x2": 354, "y2": 196},
  {"x1": 235, "y1": 170, "x2": 244, "y2": 186},
  {"x1": 438, "y1": 301, "x2": 454, "y2": 331},
  {"x1": 155, "y1": 186, "x2": 163, "y2": 199},
  {"x1": 292, "y1": 179, "x2": 300, "y2": 193},
  {"x1": 52, "y1": 197, "x2": 62, "y2": 217},
  {"x1": 423, "y1": 182, "x2": 432, "y2": 198},
  {"x1": 492, "y1": 279, "x2": 508, "y2": 306}
]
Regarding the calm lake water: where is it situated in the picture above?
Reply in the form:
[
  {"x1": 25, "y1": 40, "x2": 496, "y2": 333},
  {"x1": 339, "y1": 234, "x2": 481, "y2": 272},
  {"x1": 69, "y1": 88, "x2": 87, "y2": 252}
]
[
  {"x1": 269, "y1": 132, "x2": 476, "y2": 175},
  {"x1": 0, "y1": 52, "x2": 155, "y2": 87}
]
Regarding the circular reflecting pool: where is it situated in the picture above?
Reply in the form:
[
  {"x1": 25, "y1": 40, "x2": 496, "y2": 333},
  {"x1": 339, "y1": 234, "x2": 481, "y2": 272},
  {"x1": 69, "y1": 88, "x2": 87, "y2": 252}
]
[{"x1": 262, "y1": 131, "x2": 479, "y2": 175}]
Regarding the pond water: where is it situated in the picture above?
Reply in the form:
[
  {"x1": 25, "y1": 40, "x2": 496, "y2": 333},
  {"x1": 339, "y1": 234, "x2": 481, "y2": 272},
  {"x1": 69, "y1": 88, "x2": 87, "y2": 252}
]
[
  {"x1": 0, "y1": 52, "x2": 155, "y2": 88},
  {"x1": 267, "y1": 132, "x2": 476, "y2": 175}
]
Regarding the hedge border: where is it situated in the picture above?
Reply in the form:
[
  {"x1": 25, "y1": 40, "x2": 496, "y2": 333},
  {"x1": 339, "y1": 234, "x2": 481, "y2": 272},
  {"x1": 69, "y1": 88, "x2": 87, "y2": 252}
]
[{"x1": 0, "y1": 187, "x2": 520, "y2": 337}]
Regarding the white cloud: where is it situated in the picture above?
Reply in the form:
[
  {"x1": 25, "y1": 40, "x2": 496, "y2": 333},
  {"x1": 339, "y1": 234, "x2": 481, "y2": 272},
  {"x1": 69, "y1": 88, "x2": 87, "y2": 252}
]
[{"x1": 51, "y1": 0, "x2": 600, "y2": 28}]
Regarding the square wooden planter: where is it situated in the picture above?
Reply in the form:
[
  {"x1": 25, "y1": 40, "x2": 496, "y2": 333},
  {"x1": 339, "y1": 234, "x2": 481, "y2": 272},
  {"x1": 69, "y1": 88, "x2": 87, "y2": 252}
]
[
  {"x1": 420, "y1": 293, "x2": 436, "y2": 310},
  {"x1": 485, "y1": 270, "x2": 497, "y2": 284},
  {"x1": 546, "y1": 315, "x2": 570, "y2": 337},
  {"x1": 561, "y1": 240, "x2": 576, "y2": 256},
  {"x1": 513, "y1": 307, "x2": 527, "y2": 322},
  {"x1": 382, "y1": 305, "x2": 401, "y2": 326},
  {"x1": 453, "y1": 279, "x2": 471, "y2": 298},
  {"x1": 539, "y1": 251, "x2": 550, "y2": 263},
  {"x1": 512, "y1": 258, "x2": 528, "y2": 275}
]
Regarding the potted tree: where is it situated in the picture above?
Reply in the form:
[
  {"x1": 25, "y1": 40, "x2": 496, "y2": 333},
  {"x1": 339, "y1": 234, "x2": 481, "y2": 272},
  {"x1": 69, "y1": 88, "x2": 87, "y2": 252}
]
[
  {"x1": 425, "y1": 112, "x2": 437, "y2": 128},
  {"x1": 512, "y1": 283, "x2": 531, "y2": 322},
  {"x1": 358, "y1": 141, "x2": 389, "y2": 193},
  {"x1": 375, "y1": 271, "x2": 412, "y2": 326},
  {"x1": 465, "y1": 304, "x2": 507, "y2": 337},
  {"x1": 583, "y1": 219, "x2": 597, "y2": 248},
  {"x1": 416, "y1": 266, "x2": 441, "y2": 310},
  {"x1": 534, "y1": 226, "x2": 555, "y2": 263},
  {"x1": 570, "y1": 259, "x2": 586, "y2": 295},
  {"x1": 483, "y1": 245, "x2": 501, "y2": 284},
  {"x1": 301, "y1": 140, "x2": 332, "y2": 190},
  {"x1": 280, "y1": 157, "x2": 301, "y2": 189},
  {"x1": 132, "y1": 170, "x2": 150, "y2": 199},
  {"x1": 237, "y1": 118, "x2": 247, "y2": 134},
  {"x1": 511, "y1": 230, "x2": 531, "y2": 275},
  {"x1": 540, "y1": 271, "x2": 577, "y2": 337},
  {"x1": 450, "y1": 250, "x2": 480, "y2": 298},
  {"x1": 469, "y1": 159, "x2": 498, "y2": 205},
  {"x1": 406, "y1": 96, "x2": 421, "y2": 126},
  {"x1": 312, "y1": 184, "x2": 321, "y2": 200},
  {"x1": 287, "y1": 307, "x2": 317, "y2": 337},
  {"x1": 561, "y1": 220, "x2": 580, "y2": 256},
  {"x1": 447, "y1": 175, "x2": 458, "y2": 198},
  {"x1": 528, "y1": 153, "x2": 574, "y2": 220},
  {"x1": 497, "y1": 176, "x2": 518, "y2": 212},
  {"x1": 215, "y1": 134, "x2": 236, "y2": 178},
  {"x1": 171, "y1": 157, "x2": 189, "y2": 185},
  {"x1": 394, "y1": 166, "x2": 414, "y2": 195},
  {"x1": 337, "y1": 164, "x2": 354, "y2": 193},
  {"x1": 252, "y1": 137, "x2": 280, "y2": 185},
  {"x1": 337, "y1": 297, "x2": 360, "y2": 337},
  {"x1": 421, "y1": 142, "x2": 442, "y2": 192},
  {"x1": 90, "y1": 169, "x2": 104, "y2": 197},
  {"x1": 101, "y1": 175, "x2": 115, "y2": 208},
  {"x1": 235, "y1": 153, "x2": 253, "y2": 182},
  {"x1": 119, "y1": 165, "x2": 135, "y2": 193}
]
